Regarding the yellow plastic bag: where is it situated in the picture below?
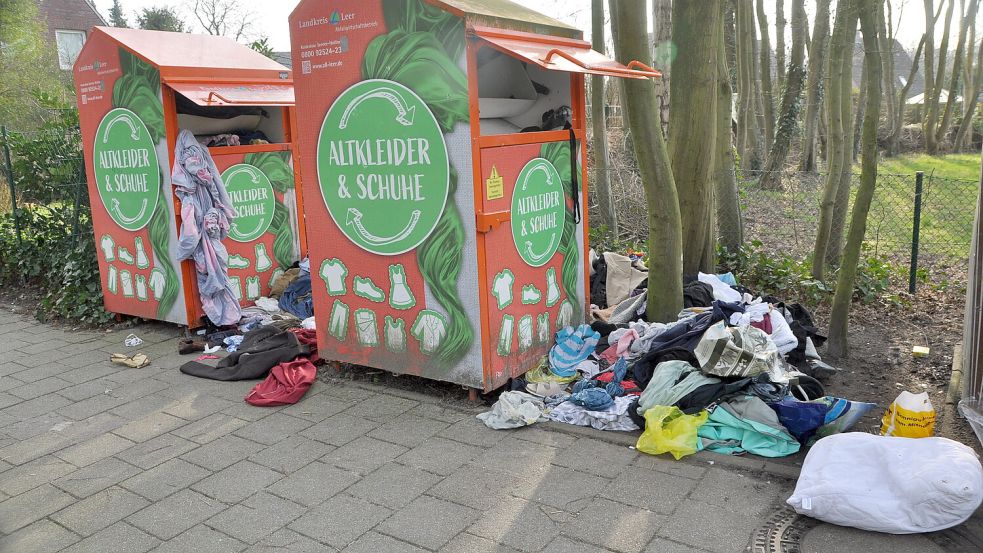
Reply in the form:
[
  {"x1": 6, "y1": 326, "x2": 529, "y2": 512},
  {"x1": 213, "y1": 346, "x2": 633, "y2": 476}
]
[
  {"x1": 636, "y1": 405, "x2": 708, "y2": 460},
  {"x1": 880, "y1": 391, "x2": 936, "y2": 438}
]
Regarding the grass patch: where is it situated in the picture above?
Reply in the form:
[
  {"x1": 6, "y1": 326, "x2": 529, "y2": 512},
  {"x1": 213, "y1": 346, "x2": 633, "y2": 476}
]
[{"x1": 875, "y1": 153, "x2": 980, "y2": 182}]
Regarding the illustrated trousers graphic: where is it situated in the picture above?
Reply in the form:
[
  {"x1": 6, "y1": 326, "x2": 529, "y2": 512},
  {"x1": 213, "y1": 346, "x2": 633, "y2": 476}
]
[
  {"x1": 230, "y1": 276, "x2": 242, "y2": 301},
  {"x1": 385, "y1": 316, "x2": 406, "y2": 353},
  {"x1": 134, "y1": 237, "x2": 149, "y2": 269},
  {"x1": 498, "y1": 314, "x2": 515, "y2": 356},
  {"x1": 100, "y1": 235, "x2": 115, "y2": 262},
  {"x1": 149, "y1": 269, "x2": 165, "y2": 301},
  {"x1": 255, "y1": 243, "x2": 272, "y2": 272},
  {"x1": 246, "y1": 276, "x2": 261, "y2": 300},
  {"x1": 517, "y1": 315, "x2": 533, "y2": 352},
  {"x1": 120, "y1": 270, "x2": 134, "y2": 297},
  {"x1": 355, "y1": 309, "x2": 379, "y2": 347},
  {"x1": 389, "y1": 264, "x2": 415, "y2": 309},
  {"x1": 537, "y1": 313, "x2": 550, "y2": 344},
  {"x1": 329, "y1": 300, "x2": 349, "y2": 341},
  {"x1": 135, "y1": 274, "x2": 148, "y2": 301},
  {"x1": 546, "y1": 267, "x2": 561, "y2": 307},
  {"x1": 107, "y1": 265, "x2": 118, "y2": 295}
]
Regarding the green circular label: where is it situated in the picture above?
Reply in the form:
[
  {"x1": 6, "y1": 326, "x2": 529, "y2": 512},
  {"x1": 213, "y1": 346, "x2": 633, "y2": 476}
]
[
  {"x1": 222, "y1": 164, "x2": 276, "y2": 242},
  {"x1": 317, "y1": 79, "x2": 449, "y2": 256},
  {"x1": 511, "y1": 158, "x2": 566, "y2": 267},
  {"x1": 93, "y1": 107, "x2": 160, "y2": 231}
]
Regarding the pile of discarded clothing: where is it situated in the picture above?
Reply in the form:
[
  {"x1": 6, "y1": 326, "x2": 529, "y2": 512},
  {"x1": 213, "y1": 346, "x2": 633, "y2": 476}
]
[{"x1": 479, "y1": 258, "x2": 876, "y2": 461}]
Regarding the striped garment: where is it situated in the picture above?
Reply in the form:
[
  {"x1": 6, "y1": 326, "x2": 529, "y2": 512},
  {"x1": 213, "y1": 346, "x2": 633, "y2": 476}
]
[{"x1": 548, "y1": 325, "x2": 601, "y2": 377}]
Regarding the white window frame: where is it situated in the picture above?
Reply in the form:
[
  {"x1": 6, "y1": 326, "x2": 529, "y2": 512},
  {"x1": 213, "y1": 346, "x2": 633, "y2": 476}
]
[{"x1": 55, "y1": 30, "x2": 86, "y2": 70}]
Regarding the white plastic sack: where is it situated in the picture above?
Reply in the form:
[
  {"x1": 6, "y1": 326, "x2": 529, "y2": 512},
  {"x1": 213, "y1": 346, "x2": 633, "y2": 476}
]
[
  {"x1": 787, "y1": 432, "x2": 983, "y2": 534},
  {"x1": 476, "y1": 391, "x2": 546, "y2": 430}
]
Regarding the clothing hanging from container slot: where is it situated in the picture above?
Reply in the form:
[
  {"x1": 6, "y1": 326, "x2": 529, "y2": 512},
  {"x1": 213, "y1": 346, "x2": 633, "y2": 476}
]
[{"x1": 171, "y1": 129, "x2": 241, "y2": 326}]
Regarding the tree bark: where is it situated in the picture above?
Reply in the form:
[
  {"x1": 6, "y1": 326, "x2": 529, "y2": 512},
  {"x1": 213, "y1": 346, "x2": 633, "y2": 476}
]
[
  {"x1": 736, "y1": 0, "x2": 762, "y2": 170},
  {"x1": 669, "y1": 0, "x2": 721, "y2": 274},
  {"x1": 758, "y1": 0, "x2": 806, "y2": 189},
  {"x1": 799, "y1": 0, "x2": 832, "y2": 172},
  {"x1": 954, "y1": 37, "x2": 983, "y2": 150},
  {"x1": 937, "y1": 0, "x2": 978, "y2": 147},
  {"x1": 826, "y1": 27, "x2": 860, "y2": 268},
  {"x1": 756, "y1": 0, "x2": 777, "y2": 147},
  {"x1": 828, "y1": 0, "x2": 883, "y2": 358},
  {"x1": 879, "y1": 1, "x2": 897, "y2": 143},
  {"x1": 812, "y1": 0, "x2": 858, "y2": 280},
  {"x1": 610, "y1": 0, "x2": 684, "y2": 322},
  {"x1": 652, "y1": 0, "x2": 673, "y2": 134},
  {"x1": 716, "y1": 4, "x2": 744, "y2": 254},
  {"x1": 590, "y1": 0, "x2": 617, "y2": 236},
  {"x1": 776, "y1": 0, "x2": 787, "y2": 91},
  {"x1": 852, "y1": 60, "x2": 868, "y2": 160},
  {"x1": 888, "y1": 36, "x2": 926, "y2": 154},
  {"x1": 924, "y1": 0, "x2": 954, "y2": 155}
]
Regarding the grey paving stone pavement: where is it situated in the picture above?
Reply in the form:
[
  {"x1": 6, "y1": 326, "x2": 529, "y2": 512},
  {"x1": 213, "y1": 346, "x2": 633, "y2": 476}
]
[{"x1": 0, "y1": 310, "x2": 979, "y2": 552}]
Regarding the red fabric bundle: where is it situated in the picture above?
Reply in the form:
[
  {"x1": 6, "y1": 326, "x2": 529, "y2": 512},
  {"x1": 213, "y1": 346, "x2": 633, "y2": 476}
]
[
  {"x1": 751, "y1": 313, "x2": 773, "y2": 334},
  {"x1": 245, "y1": 358, "x2": 317, "y2": 406},
  {"x1": 289, "y1": 328, "x2": 320, "y2": 363}
]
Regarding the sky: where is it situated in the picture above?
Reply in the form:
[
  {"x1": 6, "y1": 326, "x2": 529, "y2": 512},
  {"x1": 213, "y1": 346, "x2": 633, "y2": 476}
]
[{"x1": 92, "y1": 0, "x2": 949, "y2": 53}]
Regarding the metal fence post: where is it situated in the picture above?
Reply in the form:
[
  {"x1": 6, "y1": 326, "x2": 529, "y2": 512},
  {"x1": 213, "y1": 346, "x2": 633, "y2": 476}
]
[
  {"x1": 1, "y1": 126, "x2": 21, "y2": 245},
  {"x1": 909, "y1": 171, "x2": 924, "y2": 294}
]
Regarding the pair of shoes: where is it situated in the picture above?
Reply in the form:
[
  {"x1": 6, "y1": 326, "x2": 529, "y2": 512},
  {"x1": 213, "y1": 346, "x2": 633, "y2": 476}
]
[
  {"x1": 110, "y1": 353, "x2": 150, "y2": 368},
  {"x1": 178, "y1": 339, "x2": 207, "y2": 355}
]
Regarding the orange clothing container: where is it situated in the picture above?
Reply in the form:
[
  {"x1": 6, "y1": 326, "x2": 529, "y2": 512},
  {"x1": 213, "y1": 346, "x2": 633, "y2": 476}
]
[
  {"x1": 288, "y1": 0, "x2": 658, "y2": 390},
  {"x1": 73, "y1": 27, "x2": 308, "y2": 327}
]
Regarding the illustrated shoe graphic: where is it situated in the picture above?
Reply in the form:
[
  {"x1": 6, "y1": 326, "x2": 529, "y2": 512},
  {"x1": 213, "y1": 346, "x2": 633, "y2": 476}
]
[
  {"x1": 546, "y1": 267, "x2": 561, "y2": 307},
  {"x1": 134, "y1": 237, "x2": 150, "y2": 269},
  {"x1": 228, "y1": 254, "x2": 250, "y2": 269},
  {"x1": 355, "y1": 309, "x2": 379, "y2": 347},
  {"x1": 107, "y1": 265, "x2": 119, "y2": 295},
  {"x1": 521, "y1": 284, "x2": 542, "y2": 305},
  {"x1": 388, "y1": 264, "x2": 416, "y2": 310},
  {"x1": 120, "y1": 270, "x2": 134, "y2": 297},
  {"x1": 230, "y1": 276, "x2": 242, "y2": 301},
  {"x1": 245, "y1": 276, "x2": 261, "y2": 300},
  {"x1": 354, "y1": 276, "x2": 385, "y2": 302},
  {"x1": 135, "y1": 274, "x2": 148, "y2": 301},
  {"x1": 100, "y1": 234, "x2": 115, "y2": 262},
  {"x1": 117, "y1": 247, "x2": 135, "y2": 265},
  {"x1": 149, "y1": 269, "x2": 165, "y2": 301},
  {"x1": 254, "y1": 243, "x2": 272, "y2": 272},
  {"x1": 385, "y1": 316, "x2": 406, "y2": 353}
]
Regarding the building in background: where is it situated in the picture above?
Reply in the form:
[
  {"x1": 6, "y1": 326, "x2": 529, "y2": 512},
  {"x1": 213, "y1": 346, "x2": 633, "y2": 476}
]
[{"x1": 36, "y1": 0, "x2": 107, "y2": 70}]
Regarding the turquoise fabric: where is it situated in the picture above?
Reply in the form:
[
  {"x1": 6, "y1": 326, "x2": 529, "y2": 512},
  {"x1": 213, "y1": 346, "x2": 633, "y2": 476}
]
[{"x1": 698, "y1": 396, "x2": 800, "y2": 458}]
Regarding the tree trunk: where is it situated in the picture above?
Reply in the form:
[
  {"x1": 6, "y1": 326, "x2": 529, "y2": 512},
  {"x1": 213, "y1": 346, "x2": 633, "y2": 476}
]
[
  {"x1": 756, "y1": 0, "x2": 777, "y2": 147},
  {"x1": 736, "y1": 0, "x2": 762, "y2": 170},
  {"x1": 590, "y1": 0, "x2": 618, "y2": 236},
  {"x1": 716, "y1": 5, "x2": 744, "y2": 254},
  {"x1": 776, "y1": 0, "x2": 787, "y2": 91},
  {"x1": 925, "y1": 0, "x2": 954, "y2": 155},
  {"x1": 879, "y1": 1, "x2": 897, "y2": 143},
  {"x1": 888, "y1": 36, "x2": 926, "y2": 155},
  {"x1": 826, "y1": 28, "x2": 859, "y2": 268},
  {"x1": 758, "y1": 0, "x2": 806, "y2": 189},
  {"x1": 937, "y1": 0, "x2": 978, "y2": 147},
  {"x1": 799, "y1": 0, "x2": 832, "y2": 172},
  {"x1": 828, "y1": 0, "x2": 883, "y2": 358},
  {"x1": 669, "y1": 0, "x2": 721, "y2": 274},
  {"x1": 652, "y1": 0, "x2": 673, "y2": 134},
  {"x1": 954, "y1": 37, "x2": 983, "y2": 150},
  {"x1": 852, "y1": 60, "x2": 868, "y2": 160},
  {"x1": 610, "y1": 0, "x2": 684, "y2": 322},
  {"x1": 812, "y1": 0, "x2": 857, "y2": 280}
]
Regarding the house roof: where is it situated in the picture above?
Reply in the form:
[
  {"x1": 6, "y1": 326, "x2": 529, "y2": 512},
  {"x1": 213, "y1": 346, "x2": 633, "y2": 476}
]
[
  {"x1": 84, "y1": 26, "x2": 290, "y2": 81},
  {"x1": 431, "y1": 0, "x2": 580, "y2": 39},
  {"x1": 272, "y1": 51, "x2": 292, "y2": 70}
]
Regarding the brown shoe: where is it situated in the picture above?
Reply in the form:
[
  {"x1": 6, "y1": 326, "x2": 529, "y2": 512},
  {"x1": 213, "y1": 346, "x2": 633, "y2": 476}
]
[{"x1": 178, "y1": 339, "x2": 206, "y2": 355}]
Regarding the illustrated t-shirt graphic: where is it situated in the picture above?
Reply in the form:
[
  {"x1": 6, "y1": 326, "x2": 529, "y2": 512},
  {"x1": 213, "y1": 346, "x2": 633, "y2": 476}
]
[
  {"x1": 100, "y1": 234, "x2": 115, "y2": 261},
  {"x1": 492, "y1": 269, "x2": 514, "y2": 309},
  {"x1": 320, "y1": 258, "x2": 348, "y2": 296},
  {"x1": 411, "y1": 310, "x2": 447, "y2": 355}
]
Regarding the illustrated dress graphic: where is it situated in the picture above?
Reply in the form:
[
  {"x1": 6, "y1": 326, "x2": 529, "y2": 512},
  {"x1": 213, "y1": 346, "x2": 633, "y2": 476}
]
[{"x1": 389, "y1": 264, "x2": 416, "y2": 309}]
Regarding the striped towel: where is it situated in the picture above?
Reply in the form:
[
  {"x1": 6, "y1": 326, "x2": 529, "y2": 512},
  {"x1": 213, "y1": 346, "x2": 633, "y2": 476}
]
[{"x1": 549, "y1": 325, "x2": 600, "y2": 377}]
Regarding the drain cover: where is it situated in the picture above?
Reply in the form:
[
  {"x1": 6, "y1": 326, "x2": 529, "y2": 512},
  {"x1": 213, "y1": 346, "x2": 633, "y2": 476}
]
[{"x1": 750, "y1": 506, "x2": 818, "y2": 553}]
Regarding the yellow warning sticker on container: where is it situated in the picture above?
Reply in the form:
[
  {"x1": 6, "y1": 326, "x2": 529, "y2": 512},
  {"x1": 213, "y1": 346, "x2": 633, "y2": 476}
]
[{"x1": 486, "y1": 166, "x2": 504, "y2": 200}]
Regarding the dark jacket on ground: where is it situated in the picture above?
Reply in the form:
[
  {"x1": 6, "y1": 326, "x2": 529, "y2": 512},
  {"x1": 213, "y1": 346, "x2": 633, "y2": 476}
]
[{"x1": 180, "y1": 326, "x2": 310, "y2": 381}]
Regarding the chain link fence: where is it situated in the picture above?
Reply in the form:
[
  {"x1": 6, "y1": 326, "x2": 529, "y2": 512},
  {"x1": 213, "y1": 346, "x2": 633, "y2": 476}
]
[{"x1": 588, "y1": 129, "x2": 979, "y2": 291}]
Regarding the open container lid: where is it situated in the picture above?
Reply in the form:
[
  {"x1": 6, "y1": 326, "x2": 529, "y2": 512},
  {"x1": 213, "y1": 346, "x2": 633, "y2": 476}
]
[
  {"x1": 472, "y1": 26, "x2": 661, "y2": 80},
  {"x1": 169, "y1": 83, "x2": 294, "y2": 107}
]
